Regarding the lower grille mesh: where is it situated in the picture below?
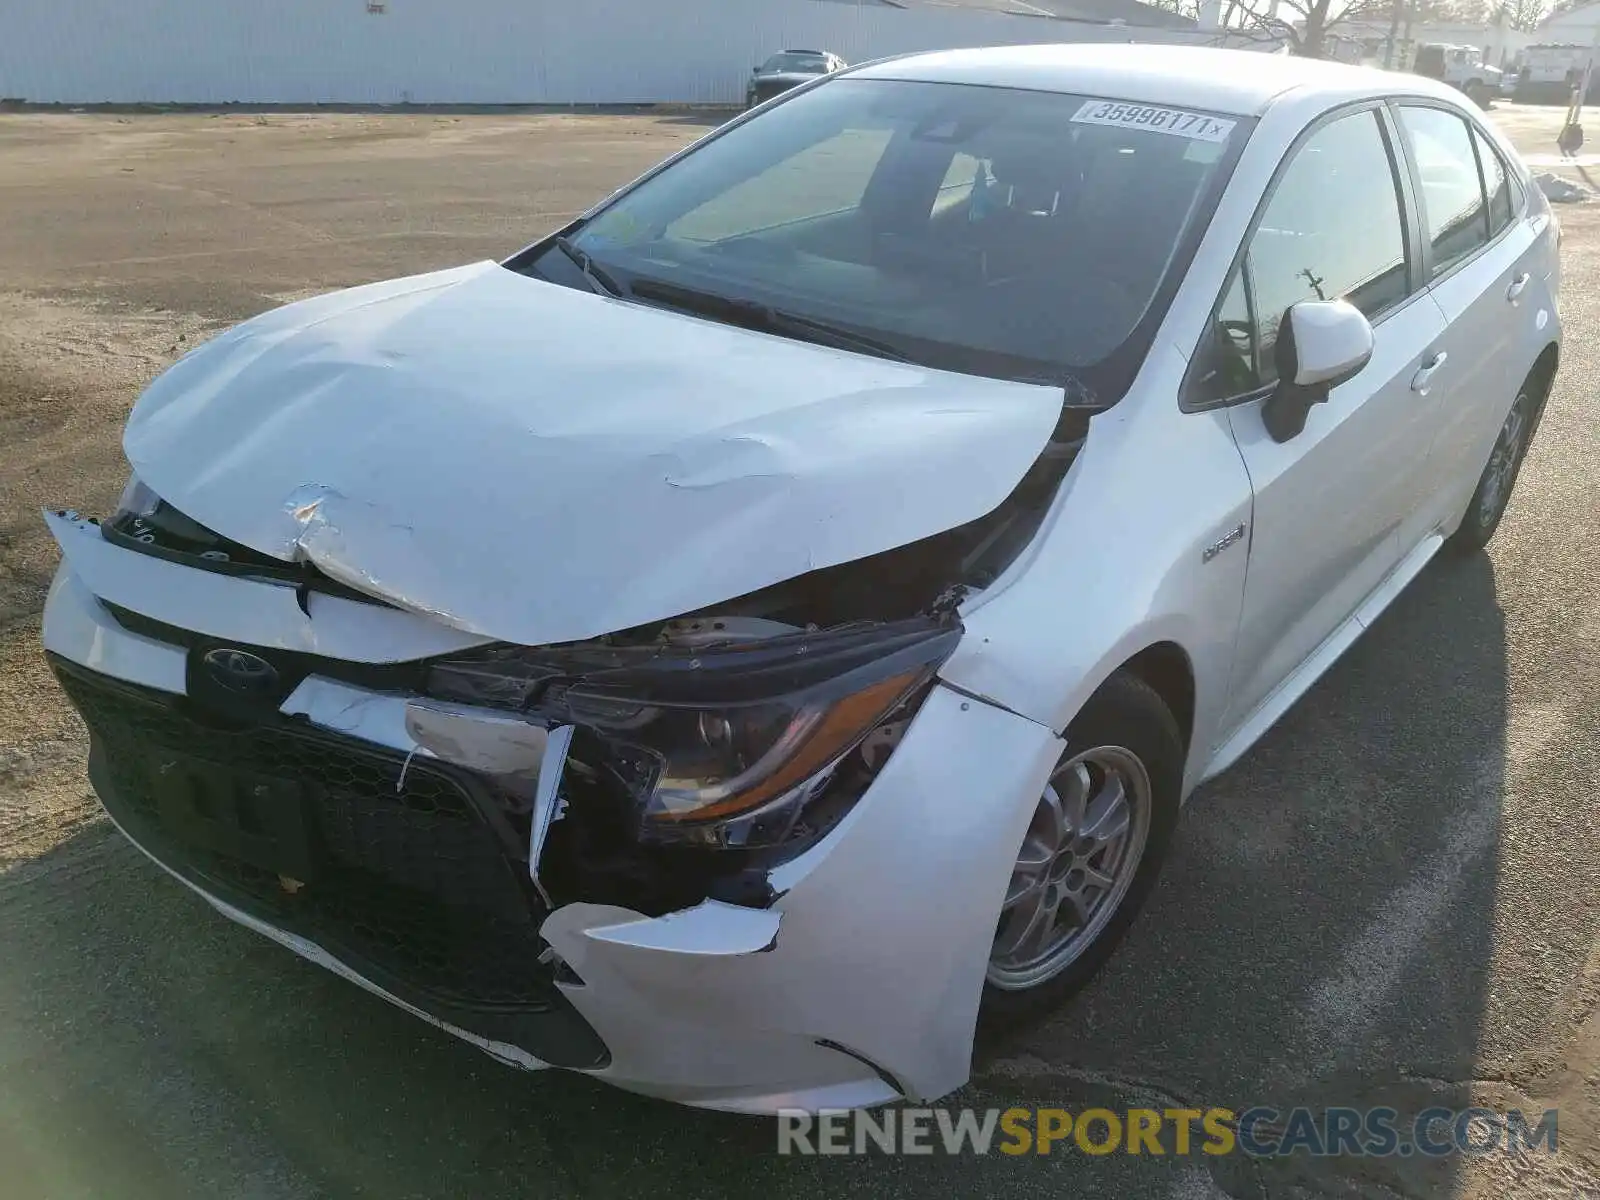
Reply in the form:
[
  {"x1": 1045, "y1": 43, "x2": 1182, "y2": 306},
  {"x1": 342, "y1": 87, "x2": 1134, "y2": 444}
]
[{"x1": 54, "y1": 660, "x2": 557, "y2": 1011}]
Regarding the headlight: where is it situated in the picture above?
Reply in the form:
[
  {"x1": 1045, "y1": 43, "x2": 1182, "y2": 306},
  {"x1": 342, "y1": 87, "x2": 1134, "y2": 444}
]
[
  {"x1": 104, "y1": 474, "x2": 230, "y2": 558},
  {"x1": 570, "y1": 669, "x2": 926, "y2": 830},
  {"x1": 114, "y1": 474, "x2": 161, "y2": 524},
  {"x1": 428, "y1": 618, "x2": 960, "y2": 846}
]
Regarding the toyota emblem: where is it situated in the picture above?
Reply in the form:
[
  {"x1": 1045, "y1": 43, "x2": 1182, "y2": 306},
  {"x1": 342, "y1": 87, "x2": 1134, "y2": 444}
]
[{"x1": 201, "y1": 647, "x2": 281, "y2": 696}]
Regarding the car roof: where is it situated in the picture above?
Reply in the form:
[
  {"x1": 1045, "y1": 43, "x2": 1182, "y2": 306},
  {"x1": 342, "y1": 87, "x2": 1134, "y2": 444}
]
[{"x1": 852, "y1": 44, "x2": 1463, "y2": 117}]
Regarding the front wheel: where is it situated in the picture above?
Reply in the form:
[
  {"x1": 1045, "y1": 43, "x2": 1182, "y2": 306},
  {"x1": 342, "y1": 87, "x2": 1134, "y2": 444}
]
[
  {"x1": 979, "y1": 671, "x2": 1182, "y2": 1029},
  {"x1": 1465, "y1": 80, "x2": 1492, "y2": 108}
]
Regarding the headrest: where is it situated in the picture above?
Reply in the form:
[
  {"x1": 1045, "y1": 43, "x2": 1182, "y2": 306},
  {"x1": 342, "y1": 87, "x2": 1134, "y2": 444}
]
[{"x1": 988, "y1": 149, "x2": 1081, "y2": 197}]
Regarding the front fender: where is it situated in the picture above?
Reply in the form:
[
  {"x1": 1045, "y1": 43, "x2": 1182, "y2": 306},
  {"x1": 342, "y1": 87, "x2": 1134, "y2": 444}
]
[{"x1": 943, "y1": 361, "x2": 1253, "y2": 796}]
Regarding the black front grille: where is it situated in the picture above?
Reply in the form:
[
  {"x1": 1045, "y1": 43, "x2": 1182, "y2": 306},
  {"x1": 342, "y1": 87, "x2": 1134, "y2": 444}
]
[{"x1": 51, "y1": 656, "x2": 608, "y2": 1068}]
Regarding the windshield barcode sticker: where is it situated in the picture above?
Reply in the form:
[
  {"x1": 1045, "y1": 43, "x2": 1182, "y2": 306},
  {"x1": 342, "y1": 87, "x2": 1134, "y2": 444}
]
[{"x1": 1071, "y1": 101, "x2": 1236, "y2": 143}]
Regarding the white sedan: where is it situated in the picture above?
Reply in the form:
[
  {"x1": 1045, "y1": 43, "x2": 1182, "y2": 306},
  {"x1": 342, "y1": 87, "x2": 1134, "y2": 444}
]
[{"x1": 41, "y1": 45, "x2": 1559, "y2": 1113}]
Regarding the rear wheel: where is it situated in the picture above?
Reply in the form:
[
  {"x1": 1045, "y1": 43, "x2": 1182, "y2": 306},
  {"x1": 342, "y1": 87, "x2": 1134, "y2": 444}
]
[
  {"x1": 980, "y1": 671, "x2": 1182, "y2": 1029},
  {"x1": 1449, "y1": 380, "x2": 1536, "y2": 552}
]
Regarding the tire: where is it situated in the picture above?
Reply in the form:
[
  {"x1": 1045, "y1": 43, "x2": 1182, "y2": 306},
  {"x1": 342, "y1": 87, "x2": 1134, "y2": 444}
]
[
  {"x1": 1448, "y1": 372, "x2": 1541, "y2": 553},
  {"x1": 978, "y1": 671, "x2": 1183, "y2": 1031},
  {"x1": 1465, "y1": 80, "x2": 1491, "y2": 109}
]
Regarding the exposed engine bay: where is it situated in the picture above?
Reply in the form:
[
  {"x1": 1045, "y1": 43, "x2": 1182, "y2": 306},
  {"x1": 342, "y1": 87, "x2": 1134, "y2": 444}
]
[{"x1": 398, "y1": 422, "x2": 1085, "y2": 916}]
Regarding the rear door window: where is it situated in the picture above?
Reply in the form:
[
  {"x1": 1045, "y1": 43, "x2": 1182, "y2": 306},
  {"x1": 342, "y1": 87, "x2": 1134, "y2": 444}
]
[
  {"x1": 1397, "y1": 105, "x2": 1490, "y2": 277},
  {"x1": 1471, "y1": 125, "x2": 1515, "y2": 236}
]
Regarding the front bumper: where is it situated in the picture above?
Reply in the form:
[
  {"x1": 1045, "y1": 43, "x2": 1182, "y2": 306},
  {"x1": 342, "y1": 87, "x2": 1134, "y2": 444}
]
[
  {"x1": 51, "y1": 654, "x2": 610, "y2": 1069},
  {"x1": 41, "y1": 521, "x2": 1064, "y2": 1112}
]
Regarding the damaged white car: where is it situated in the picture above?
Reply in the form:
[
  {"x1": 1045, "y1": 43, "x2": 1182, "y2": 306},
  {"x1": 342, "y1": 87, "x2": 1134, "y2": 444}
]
[{"x1": 43, "y1": 46, "x2": 1559, "y2": 1113}]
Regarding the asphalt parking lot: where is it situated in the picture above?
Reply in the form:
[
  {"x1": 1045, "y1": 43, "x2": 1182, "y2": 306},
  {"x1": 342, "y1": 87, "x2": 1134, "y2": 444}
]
[{"x1": 2, "y1": 99, "x2": 1599, "y2": 1200}]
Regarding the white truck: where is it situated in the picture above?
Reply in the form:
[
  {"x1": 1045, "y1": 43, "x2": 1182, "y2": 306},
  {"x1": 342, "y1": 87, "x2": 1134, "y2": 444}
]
[
  {"x1": 1412, "y1": 43, "x2": 1506, "y2": 107},
  {"x1": 1515, "y1": 43, "x2": 1596, "y2": 104}
]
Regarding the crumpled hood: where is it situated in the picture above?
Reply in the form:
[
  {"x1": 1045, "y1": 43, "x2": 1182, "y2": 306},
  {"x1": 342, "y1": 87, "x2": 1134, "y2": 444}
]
[{"x1": 125, "y1": 261, "x2": 1061, "y2": 645}]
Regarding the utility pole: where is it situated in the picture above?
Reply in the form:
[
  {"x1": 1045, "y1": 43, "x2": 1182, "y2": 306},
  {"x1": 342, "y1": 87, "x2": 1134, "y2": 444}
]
[
  {"x1": 1584, "y1": 15, "x2": 1600, "y2": 104},
  {"x1": 1384, "y1": 0, "x2": 1404, "y2": 66},
  {"x1": 1383, "y1": 0, "x2": 1416, "y2": 69},
  {"x1": 1557, "y1": 15, "x2": 1598, "y2": 156}
]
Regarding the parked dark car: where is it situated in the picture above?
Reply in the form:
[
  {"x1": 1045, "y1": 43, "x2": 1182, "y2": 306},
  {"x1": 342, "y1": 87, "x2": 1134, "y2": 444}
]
[{"x1": 745, "y1": 50, "x2": 846, "y2": 108}]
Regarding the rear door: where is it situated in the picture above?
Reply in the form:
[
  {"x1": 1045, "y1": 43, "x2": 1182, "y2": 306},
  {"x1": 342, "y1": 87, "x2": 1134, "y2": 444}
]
[
  {"x1": 1186, "y1": 104, "x2": 1449, "y2": 734},
  {"x1": 1391, "y1": 102, "x2": 1542, "y2": 532}
]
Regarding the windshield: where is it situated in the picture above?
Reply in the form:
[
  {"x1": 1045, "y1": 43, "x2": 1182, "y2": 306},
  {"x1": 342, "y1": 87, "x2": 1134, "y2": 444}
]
[
  {"x1": 762, "y1": 53, "x2": 829, "y2": 73},
  {"x1": 528, "y1": 79, "x2": 1246, "y2": 391}
]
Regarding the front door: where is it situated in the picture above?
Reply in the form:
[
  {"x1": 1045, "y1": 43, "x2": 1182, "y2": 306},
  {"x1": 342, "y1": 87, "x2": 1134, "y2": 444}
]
[{"x1": 1202, "y1": 105, "x2": 1449, "y2": 734}]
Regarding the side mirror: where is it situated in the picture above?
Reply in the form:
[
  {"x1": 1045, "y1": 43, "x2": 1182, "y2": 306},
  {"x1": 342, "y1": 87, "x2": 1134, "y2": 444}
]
[{"x1": 1263, "y1": 299, "x2": 1374, "y2": 443}]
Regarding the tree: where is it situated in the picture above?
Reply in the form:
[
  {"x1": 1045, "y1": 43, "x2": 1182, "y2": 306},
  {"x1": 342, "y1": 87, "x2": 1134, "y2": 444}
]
[
  {"x1": 1430, "y1": 0, "x2": 1492, "y2": 21},
  {"x1": 1209, "y1": 0, "x2": 1544, "y2": 56},
  {"x1": 1496, "y1": 0, "x2": 1552, "y2": 29},
  {"x1": 1221, "y1": 0, "x2": 1392, "y2": 57}
]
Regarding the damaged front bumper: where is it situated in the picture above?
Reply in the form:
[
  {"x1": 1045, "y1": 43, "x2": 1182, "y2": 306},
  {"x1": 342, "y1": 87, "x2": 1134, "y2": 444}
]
[{"x1": 41, "y1": 515, "x2": 1064, "y2": 1113}]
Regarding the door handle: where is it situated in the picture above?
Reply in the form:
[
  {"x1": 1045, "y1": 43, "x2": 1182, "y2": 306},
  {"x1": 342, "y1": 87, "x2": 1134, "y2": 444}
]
[
  {"x1": 1506, "y1": 272, "x2": 1530, "y2": 302},
  {"x1": 1411, "y1": 351, "x2": 1447, "y2": 395}
]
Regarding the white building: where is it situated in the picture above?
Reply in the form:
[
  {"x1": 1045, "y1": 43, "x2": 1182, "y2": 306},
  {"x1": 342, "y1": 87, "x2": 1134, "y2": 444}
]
[
  {"x1": 1536, "y1": 0, "x2": 1600, "y2": 42},
  {"x1": 0, "y1": 0, "x2": 1240, "y2": 107}
]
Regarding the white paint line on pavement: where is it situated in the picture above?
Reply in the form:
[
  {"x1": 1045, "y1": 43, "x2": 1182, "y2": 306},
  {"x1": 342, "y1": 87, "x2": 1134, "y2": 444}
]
[
  {"x1": 1521, "y1": 153, "x2": 1600, "y2": 167},
  {"x1": 1293, "y1": 704, "x2": 1566, "y2": 1078},
  {"x1": 1299, "y1": 779, "x2": 1500, "y2": 1048}
]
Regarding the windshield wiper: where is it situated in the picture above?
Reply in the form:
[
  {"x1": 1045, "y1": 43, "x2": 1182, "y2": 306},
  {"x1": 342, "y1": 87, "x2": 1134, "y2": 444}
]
[
  {"x1": 760, "y1": 307, "x2": 915, "y2": 364},
  {"x1": 551, "y1": 236, "x2": 626, "y2": 298},
  {"x1": 628, "y1": 276, "x2": 912, "y2": 363}
]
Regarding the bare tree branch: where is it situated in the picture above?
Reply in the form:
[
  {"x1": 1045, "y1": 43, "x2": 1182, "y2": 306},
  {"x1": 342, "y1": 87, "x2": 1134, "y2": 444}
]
[
  {"x1": 1496, "y1": 0, "x2": 1551, "y2": 30},
  {"x1": 1221, "y1": 0, "x2": 1397, "y2": 56},
  {"x1": 1141, "y1": 0, "x2": 1203, "y2": 18}
]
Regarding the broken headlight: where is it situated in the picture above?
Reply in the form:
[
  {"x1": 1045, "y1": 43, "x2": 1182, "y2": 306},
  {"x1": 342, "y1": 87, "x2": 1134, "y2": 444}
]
[
  {"x1": 429, "y1": 618, "x2": 960, "y2": 847},
  {"x1": 570, "y1": 671, "x2": 920, "y2": 837},
  {"x1": 106, "y1": 472, "x2": 239, "y2": 558},
  {"x1": 114, "y1": 474, "x2": 162, "y2": 523}
]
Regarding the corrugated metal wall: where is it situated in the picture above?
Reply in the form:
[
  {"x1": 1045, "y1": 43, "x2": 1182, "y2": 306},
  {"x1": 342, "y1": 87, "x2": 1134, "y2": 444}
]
[{"x1": 0, "y1": 0, "x2": 1243, "y2": 105}]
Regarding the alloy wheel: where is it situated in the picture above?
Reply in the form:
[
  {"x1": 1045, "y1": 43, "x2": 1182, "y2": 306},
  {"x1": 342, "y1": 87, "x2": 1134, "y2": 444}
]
[
  {"x1": 987, "y1": 745, "x2": 1152, "y2": 991},
  {"x1": 1478, "y1": 392, "x2": 1530, "y2": 529}
]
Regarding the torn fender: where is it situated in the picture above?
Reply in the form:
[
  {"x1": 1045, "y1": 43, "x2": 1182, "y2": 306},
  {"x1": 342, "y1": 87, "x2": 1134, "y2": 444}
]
[
  {"x1": 537, "y1": 685, "x2": 1065, "y2": 1107},
  {"x1": 123, "y1": 262, "x2": 1062, "y2": 645}
]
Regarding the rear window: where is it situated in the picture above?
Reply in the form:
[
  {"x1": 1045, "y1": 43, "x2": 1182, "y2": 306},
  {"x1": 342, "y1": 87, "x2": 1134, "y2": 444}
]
[{"x1": 544, "y1": 79, "x2": 1247, "y2": 393}]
